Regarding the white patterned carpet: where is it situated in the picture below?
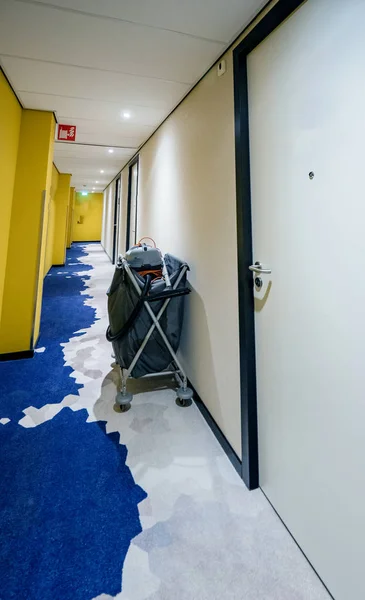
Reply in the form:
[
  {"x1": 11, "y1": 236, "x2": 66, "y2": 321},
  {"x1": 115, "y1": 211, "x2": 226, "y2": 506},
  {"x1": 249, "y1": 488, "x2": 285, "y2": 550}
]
[{"x1": 14, "y1": 244, "x2": 331, "y2": 600}]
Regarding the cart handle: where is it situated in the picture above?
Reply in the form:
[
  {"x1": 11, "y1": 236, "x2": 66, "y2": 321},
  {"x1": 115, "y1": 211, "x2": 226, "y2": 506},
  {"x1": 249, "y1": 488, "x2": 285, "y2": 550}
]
[
  {"x1": 146, "y1": 287, "x2": 191, "y2": 303},
  {"x1": 137, "y1": 237, "x2": 156, "y2": 248}
]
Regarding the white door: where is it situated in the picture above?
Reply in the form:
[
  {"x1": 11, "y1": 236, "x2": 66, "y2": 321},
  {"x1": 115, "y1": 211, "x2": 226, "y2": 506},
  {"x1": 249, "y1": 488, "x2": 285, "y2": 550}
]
[
  {"x1": 128, "y1": 162, "x2": 138, "y2": 248},
  {"x1": 113, "y1": 177, "x2": 121, "y2": 262},
  {"x1": 248, "y1": 1, "x2": 365, "y2": 598}
]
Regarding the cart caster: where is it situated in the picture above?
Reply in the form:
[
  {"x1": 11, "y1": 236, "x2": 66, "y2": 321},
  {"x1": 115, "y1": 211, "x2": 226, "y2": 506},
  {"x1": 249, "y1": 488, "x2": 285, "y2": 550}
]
[
  {"x1": 176, "y1": 387, "x2": 193, "y2": 408},
  {"x1": 176, "y1": 398, "x2": 192, "y2": 408},
  {"x1": 114, "y1": 402, "x2": 131, "y2": 413},
  {"x1": 115, "y1": 391, "x2": 133, "y2": 407}
]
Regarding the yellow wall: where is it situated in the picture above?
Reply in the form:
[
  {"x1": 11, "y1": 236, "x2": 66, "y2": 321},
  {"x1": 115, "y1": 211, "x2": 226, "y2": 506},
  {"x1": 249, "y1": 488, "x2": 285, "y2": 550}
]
[
  {"x1": 44, "y1": 164, "x2": 59, "y2": 275},
  {"x1": 52, "y1": 173, "x2": 71, "y2": 265},
  {"x1": 67, "y1": 187, "x2": 75, "y2": 248},
  {"x1": 0, "y1": 110, "x2": 55, "y2": 353},
  {"x1": 34, "y1": 120, "x2": 56, "y2": 343},
  {"x1": 0, "y1": 70, "x2": 22, "y2": 321},
  {"x1": 73, "y1": 192, "x2": 103, "y2": 241}
]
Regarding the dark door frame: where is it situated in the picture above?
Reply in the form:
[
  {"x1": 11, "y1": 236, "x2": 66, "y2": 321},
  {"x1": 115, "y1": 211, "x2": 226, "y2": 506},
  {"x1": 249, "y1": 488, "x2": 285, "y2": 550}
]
[
  {"x1": 233, "y1": 0, "x2": 304, "y2": 490},
  {"x1": 112, "y1": 176, "x2": 121, "y2": 264},
  {"x1": 126, "y1": 155, "x2": 139, "y2": 252}
]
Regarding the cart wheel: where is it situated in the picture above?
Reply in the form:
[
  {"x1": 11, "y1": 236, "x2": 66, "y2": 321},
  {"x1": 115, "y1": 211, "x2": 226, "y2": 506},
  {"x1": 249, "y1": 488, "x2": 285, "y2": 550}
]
[
  {"x1": 113, "y1": 402, "x2": 131, "y2": 413},
  {"x1": 115, "y1": 391, "x2": 133, "y2": 405},
  {"x1": 176, "y1": 397, "x2": 192, "y2": 408},
  {"x1": 176, "y1": 387, "x2": 193, "y2": 408}
]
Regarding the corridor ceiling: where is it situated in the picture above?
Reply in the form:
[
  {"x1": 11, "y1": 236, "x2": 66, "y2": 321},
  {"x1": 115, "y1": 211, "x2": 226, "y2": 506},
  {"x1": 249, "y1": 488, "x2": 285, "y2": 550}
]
[{"x1": 0, "y1": 0, "x2": 266, "y2": 192}]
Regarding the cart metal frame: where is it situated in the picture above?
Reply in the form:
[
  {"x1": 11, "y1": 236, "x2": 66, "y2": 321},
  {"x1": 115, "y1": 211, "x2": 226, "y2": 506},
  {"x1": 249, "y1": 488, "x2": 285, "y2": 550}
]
[{"x1": 115, "y1": 256, "x2": 193, "y2": 409}]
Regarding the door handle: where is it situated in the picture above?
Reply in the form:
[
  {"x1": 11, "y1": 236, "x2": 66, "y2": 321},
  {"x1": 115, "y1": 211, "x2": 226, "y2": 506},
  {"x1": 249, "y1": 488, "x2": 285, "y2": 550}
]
[{"x1": 248, "y1": 261, "x2": 272, "y2": 274}]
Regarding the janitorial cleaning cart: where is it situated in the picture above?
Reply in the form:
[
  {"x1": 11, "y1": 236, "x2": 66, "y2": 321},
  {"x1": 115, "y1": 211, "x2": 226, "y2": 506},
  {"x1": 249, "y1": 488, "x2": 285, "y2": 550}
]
[{"x1": 106, "y1": 238, "x2": 193, "y2": 410}]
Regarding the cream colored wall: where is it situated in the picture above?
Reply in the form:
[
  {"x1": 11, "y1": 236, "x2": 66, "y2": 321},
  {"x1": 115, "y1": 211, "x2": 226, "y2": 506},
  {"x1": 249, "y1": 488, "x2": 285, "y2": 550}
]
[
  {"x1": 101, "y1": 181, "x2": 115, "y2": 260},
  {"x1": 103, "y1": 0, "x2": 278, "y2": 456},
  {"x1": 118, "y1": 170, "x2": 129, "y2": 255},
  {"x1": 102, "y1": 172, "x2": 128, "y2": 260},
  {"x1": 131, "y1": 54, "x2": 241, "y2": 455},
  {"x1": 101, "y1": 188, "x2": 108, "y2": 252}
]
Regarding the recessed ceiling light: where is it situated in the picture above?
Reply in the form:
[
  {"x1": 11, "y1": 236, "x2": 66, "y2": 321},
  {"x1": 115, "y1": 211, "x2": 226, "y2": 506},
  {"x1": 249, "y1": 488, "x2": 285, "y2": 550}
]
[
  {"x1": 123, "y1": 111, "x2": 131, "y2": 119},
  {"x1": 95, "y1": 180, "x2": 99, "y2": 183},
  {"x1": 93, "y1": 187, "x2": 95, "y2": 190},
  {"x1": 100, "y1": 169, "x2": 104, "y2": 173},
  {"x1": 81, "y1": 191, "x2": 88, "y2": 196},
  {"x1": 108, "y1": 149, "x2": 114, "y2": 153}
]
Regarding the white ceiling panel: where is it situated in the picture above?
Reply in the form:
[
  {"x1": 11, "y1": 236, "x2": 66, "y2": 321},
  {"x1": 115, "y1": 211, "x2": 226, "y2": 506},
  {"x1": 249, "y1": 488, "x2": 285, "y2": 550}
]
[
  {"x1": 56, "y1": 166, "x2": 116, "y2": 182},
  {"x1": 54, "y1": 144, "x2": 133, "y2": 161},
  {"x1": 54, "y1": 143, "x2": 134, "y2": 191},
  {"x1": 54, "y1": 160, "x2": 116, "y2": 175},
  {"x1": 16, "y1": 0, "x2": 267, "y2": 44},
  {"x1": 0, "y1": 56, "x2": 190, "y2": 109},
  {"x1": 70, "y1": 182, "x2": 110, "y2": 193},
  {"x1": 54, "y1": 124, "x2": 153, "y2": 149},
  {"x1": 0, "y1": 0, "x2": 225, "y2": 84},
  {"x1": 18, "y1": 92, "x2": 165, "y2": 128},
  {"x1": 55, "y1": 130, "x2": 147, "y2": 149},
  {"x1": 54, "y1": 163, "x2": 111, "y2": 189},
  {"x1": 0, "y1": 0, "x2": 266, "y2": 191},
  {"x1": 54, "y1": 155, "x2": 128, "y2": 171}
]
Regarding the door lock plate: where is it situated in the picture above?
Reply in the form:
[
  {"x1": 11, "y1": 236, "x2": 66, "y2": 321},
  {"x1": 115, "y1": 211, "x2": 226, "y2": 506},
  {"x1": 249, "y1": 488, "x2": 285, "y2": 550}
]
[{"x1": 255, "y1": 276, "x2": 263, "y2": 290}]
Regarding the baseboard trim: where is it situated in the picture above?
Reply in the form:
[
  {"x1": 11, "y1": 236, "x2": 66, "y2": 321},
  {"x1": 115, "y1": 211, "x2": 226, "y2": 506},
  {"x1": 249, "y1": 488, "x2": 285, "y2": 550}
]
[
  {"x1": 0, "y1": 349, "x2": 34, "y2": 362},
  {"x1": 190, "y1": 381, "x2": 242, "y2": 477},
  {"x1": 53, "y1": 263, "x2": 65, "y2": 267}
]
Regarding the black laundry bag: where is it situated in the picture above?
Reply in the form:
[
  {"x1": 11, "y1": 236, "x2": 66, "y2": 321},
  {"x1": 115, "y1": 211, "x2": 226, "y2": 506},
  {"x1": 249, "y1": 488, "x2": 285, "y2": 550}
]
[{"x1": 107, "y1": 254, "x2": 189, "y2": 378}]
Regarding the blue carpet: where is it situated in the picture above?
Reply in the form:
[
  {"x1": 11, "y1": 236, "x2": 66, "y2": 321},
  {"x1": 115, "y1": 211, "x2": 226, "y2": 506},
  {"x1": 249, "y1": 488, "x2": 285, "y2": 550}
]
[
  {"x1": 0, "y1": 245, "x2": 95, "y2": 421},
  {"x1": 0, "y1": 244, "x2": 146, "y2": 600}
]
